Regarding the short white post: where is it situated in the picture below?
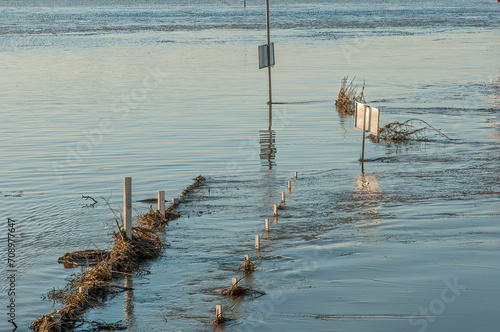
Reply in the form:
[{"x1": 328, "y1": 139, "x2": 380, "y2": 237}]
[
  {"x1": 294, "y1": 172, "x2": 298, "y2": 180},
  {"x1": 172, "y1": 198, "x2": 179, "y2": 205},
  {"x1": 265, "y1": 218, "x2": 269, "y2": 231},
  {"x1": 244, "y1": 254, "x2": 249, "y2": 261},
  {"x1": 78, "y1": 286, "x2": 89, "y2": 295},
  {"x1": 124, "y1": 177, "x2": 132, "y2": 239},
  {"x1": 281, "y1": 192, "x2": 285, "y2": 205},
  {"x1": 216, "y1": 305, "x2": 222, "y2": 318},
  {"x1": 273, "y1": 204, "x2": 277, "y2": 217},
  {"x1": 232, "y1": 278, "x2": 237, "y2": 286},
  {"x1": 158, "y1": 190, "x2": 165, "y2": 215},
  {"x1": 288, "y1": 180, "x2": 291, "y2": 191},
  {"x1": 255, "y1": 235, "x2": 260, "y2": 249}
]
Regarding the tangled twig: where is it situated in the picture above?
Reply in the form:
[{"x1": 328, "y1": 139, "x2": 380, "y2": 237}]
[
  {"x1": 82, "y1": 195, "x2": 98, "y2": 208},
  {"x1": 373, "y1": 118, "x2": 452, "y2": 143}
]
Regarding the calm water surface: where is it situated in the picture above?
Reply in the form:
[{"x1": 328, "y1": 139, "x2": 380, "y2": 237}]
[{"x1": 0, "y1": 0, "x2": 499, "y2": 331}]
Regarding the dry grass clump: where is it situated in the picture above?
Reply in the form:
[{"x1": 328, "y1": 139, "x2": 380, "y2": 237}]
[
  {"x1": 108, "y1": 227, "x2": 163, "y2": 273},
  {"x1": 180, "y1": 175, "x2": 206, "y2": 199},
  {"x1": 335, "y1": 76, "x2": 365, "y2": 114},
  {"x1": 238, "y1": 258, "x2": 255, "y2": 273},
  {"x1": 32, "y1": 289, "x2": 90, "y2": 331},
  {"x1": 220, "y1": 277, "x2": 265, "y2": 298},
  {"x1": 58, "y1": 249, "x2": 110, "y2": 267},
  {"x1": 77, "y1": 263, "x2": 113, "y2": 290},
  {"x1": 30, "y1": 314, "x2": 59, "y2": 332},
  {"x1": 220, "y1": 284, "x2": 248, "y2": 297},
  {"x1": 220, "y1": 284, "x2": 266, "y2": 297},
  {"x1": 139, "y1": 205, "x2": 180, "y2": 229},
  {"x1": 31, "y1": 175, "x2": 206, "y2": 332},
  {"x1": 212, "y1": 310, "x2": 228, "y2": 326}
]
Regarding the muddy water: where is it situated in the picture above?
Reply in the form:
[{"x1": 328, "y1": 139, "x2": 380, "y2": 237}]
[{"x1": 1, "y1": 0, "x2": 499, "y2": 331}]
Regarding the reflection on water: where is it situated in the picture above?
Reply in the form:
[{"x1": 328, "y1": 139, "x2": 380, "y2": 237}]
[
  {"x1": 487, "y1": 76, "x2": 500, "y2": 108},
  {"x1": 123, "y1": 275, "x2": 134, "y2": 326},
  {"x1": 259, "y1": 129, "x2": 276, "y2": 169},
  {"x1": 354, "y1": 172, "x2": 383, "y2": 237},
  {"x1": 354, "y1": 172, "x2": 380, "y2": 193}
]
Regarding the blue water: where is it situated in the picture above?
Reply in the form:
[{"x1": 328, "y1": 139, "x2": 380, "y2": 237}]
[{"x1": 0, "y1": 0, "x2": 499, "y2": 331}]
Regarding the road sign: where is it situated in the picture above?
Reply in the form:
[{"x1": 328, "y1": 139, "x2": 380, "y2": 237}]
[
  {"x1": 355, "y1": 102, "x2": 381, "y2": 163},
  {"x1": 258, "y1": 43, "x2": 275, "y2": 69},
  {"x1": 355, "y1": 102, "x2": 380, "y2": 136}
]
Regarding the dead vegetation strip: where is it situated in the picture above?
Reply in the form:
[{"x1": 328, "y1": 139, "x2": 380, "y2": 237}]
[{"x1": 31, "y1": 175, "x2": 205, "y2": 332}]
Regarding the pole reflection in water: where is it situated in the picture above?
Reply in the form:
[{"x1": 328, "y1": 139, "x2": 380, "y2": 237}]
[
  {"x1": 259, "y1": 128, "x2": 276, "y2": 169},
  {"x1": 260, "y1": 104, "x2": 276, "y2": 168},
  {"x1": 123, "y1": 275, "x2": 135, "y2": 326},
  {"x1": 354, "y1": 172, "x2": 383, "y2": 238}
]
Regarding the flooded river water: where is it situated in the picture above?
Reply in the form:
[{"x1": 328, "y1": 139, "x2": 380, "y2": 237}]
[{"x1": 0, "y1": 0, "x2": 499, "y2": 331}]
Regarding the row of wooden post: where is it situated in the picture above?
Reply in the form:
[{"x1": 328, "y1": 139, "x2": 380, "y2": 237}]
[
  {"x1": 124, "y1": 172, "x2": 297, "y2": 240},
  {"x1": 216, "y1": 172, "x2": 298, "y2": 320},
  {"x1": 123, "y1": 173, "x2": 299, "y2": 323},
  {"x1": 257, "y1": 172, "x2": 297, "y2": 249}
]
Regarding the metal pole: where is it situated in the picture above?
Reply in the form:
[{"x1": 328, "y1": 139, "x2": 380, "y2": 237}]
[
  {"x1": 123, "y1": 177, "x2": 132, "y2": 239},
  {"x1": 361, "y1": 106, "x2": 368, "y2": 162},
  {"x1": 265, "y1": 0, "x2": 272, "y2": 119}
]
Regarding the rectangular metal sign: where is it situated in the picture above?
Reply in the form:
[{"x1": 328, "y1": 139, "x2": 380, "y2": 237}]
[
  {"x1": 355, "y1": 102, "x2": 365, "y2": 131},
  {"x1": 369, "y1": 107, "x2": 380, "y2": 137},
  {"x1": 355, "y1": 102, "x2": 380, "y2": 136},
  {"x1": 258, "y1": 43, "x2": 275, "y2": 69}
]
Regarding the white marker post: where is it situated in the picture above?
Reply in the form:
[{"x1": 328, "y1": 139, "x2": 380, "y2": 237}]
[
  {"x1": 281, "y1": 192, "x2": 285, "y2": 205},
  {"x1": 215, "y1": 305, "x2": 223, "y2": 319},
  {"x1": 172, "y1": 197, "x2": 179, "y2": 205},
  {"x1": 265, "y1": 218, "x2": 269, "y2": 231},
  {"x1": 158, "y1": 190, "x2": 165, "y2": 215},
  {"x1": 273, "y1": 204, "x2": 277, "y2": 217},
  {"x1": 123, "y1": 177, "x2": 132, "y2": 239},
  {"x1": 294, "y1": 172, "x2": 298, "y2": 180},
  {"x1": 288, "y1": 180, "x2": 291, "y2": 191},
  {"x1": 78, "y1": 286, "x2": 88, "y2": 295},
  {"x1": 232, "y1": 278, "x2": 237, "y2": 286},
  {"x1": 255, "y1": 235, "x2": 260, "y2": 249}
]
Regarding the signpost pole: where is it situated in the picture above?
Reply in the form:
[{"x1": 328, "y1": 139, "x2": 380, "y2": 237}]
[
  {"x1": 361, "y1": 105, "x2": 368, "y2": 162},
  {"x1": 265, "y1": 0, "x2": 272, "y2": 123}
]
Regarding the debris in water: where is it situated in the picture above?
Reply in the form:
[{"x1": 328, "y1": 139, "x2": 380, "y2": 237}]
[
  {"x1": 335, "y1": 76, "x2": 365, "y2": 115},
  {"x1": 370, "y1": 118, "x2": 452, "y2": 144},
  {"x1": 212, "y1": 305, "x2": 229, "y2": 327},
  {"x1": 220, "y1": 281, "x2": 266, "y2": 297},
  {"x1": 238, "y1": 256, "x2": 255, "y2": 273},
  {"x1": 58, "y1": 250, "x2": 110, "y2": 267},
  {"x1": 31, "y1": 175, "x2": 206, "y2": 332},
  {"x1": 81, "y1": 195, "x2": 98, "y2": 208}
]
